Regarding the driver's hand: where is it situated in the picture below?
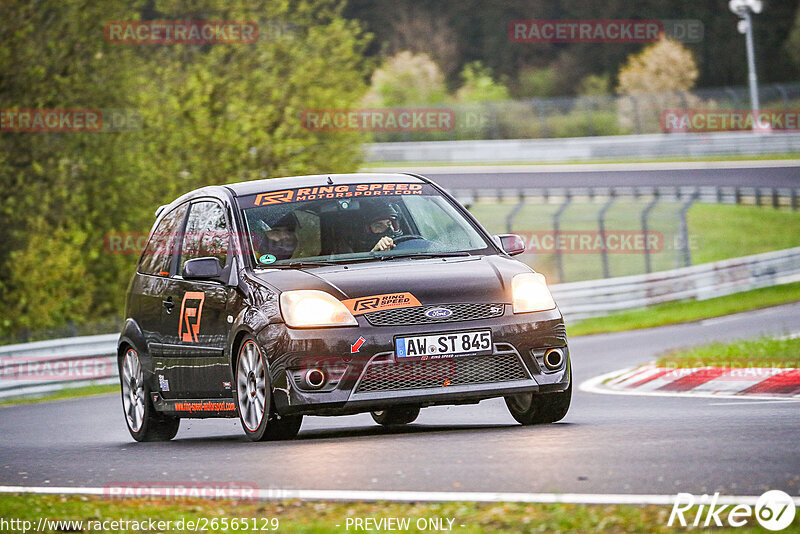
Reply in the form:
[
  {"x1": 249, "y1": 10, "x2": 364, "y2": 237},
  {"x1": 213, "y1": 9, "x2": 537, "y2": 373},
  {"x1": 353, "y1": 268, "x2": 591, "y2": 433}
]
[{"x1": 371, "y1": 236, "x2": 395, "y2": 252}]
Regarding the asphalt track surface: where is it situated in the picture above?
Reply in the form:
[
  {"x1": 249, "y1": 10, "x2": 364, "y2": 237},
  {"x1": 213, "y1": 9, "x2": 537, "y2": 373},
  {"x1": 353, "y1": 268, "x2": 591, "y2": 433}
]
[
  {"x1": 404, "y1": 162, "x2": 800, "y2": 190},
  {"x1": 1, "y1": 302, "x2": 799, "y2": 497}
]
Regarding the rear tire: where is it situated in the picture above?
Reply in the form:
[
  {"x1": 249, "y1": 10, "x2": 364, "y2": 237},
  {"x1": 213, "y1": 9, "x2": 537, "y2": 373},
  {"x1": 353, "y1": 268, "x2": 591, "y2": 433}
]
[
  {"x1": 371, "y1": 406, "x2": 421, "y2": 426},
  {"x1": 235, "y1": 337, "x2": 302, "y2": 441},
  {"x1": 120, "y1": 347, "x2": 180, "y2": 442},
  {"x1": 505, "y1": 380, "x2": 571, "y2": 425}
]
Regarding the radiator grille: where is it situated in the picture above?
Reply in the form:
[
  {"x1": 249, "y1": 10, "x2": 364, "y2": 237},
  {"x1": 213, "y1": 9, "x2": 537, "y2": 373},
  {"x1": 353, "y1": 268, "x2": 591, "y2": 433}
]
[
  {"x1": 355, "y1": 353, "x2": 528, "y2": 393},
  {"x1": 364, "y1": 303, "x2": 504, "y2": 327}
]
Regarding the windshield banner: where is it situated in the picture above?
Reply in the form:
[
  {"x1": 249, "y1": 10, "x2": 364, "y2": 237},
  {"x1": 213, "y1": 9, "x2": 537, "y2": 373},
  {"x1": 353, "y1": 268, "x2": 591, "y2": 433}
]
[{"x1": 244, "y1": 183, "x2": 430, "y2": 207}]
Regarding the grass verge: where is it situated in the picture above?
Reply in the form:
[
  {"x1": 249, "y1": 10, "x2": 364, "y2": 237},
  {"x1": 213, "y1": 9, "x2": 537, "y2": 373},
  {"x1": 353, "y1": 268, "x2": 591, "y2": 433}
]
[
  {"x1": 656, "y1": 336, "x2": 800, "y2": 369},
  {"x1": 0, "y1": 383, "x2": 118, "y2": 408},
  {"x1": 468, "y1": 202, "x2": 800, "y2": 284},
  {"x1": 688, "y1": 204, "x2": 800, "y2": 265},
  {"x1": 0, "y1": 494, "x2": 795, "y2": 533},
  {"x1": 567, "y1": 281, "x2": 800, "y2": 337}
]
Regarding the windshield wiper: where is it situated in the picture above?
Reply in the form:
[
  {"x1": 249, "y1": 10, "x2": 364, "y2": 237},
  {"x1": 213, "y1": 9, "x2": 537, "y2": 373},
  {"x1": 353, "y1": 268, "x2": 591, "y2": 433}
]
[
  {"x1": 282, "y1": 260, "x2": 339, "y2": 268},
  {"x1": 378, "y1": 252, "x2": 472, "y2": 261}
]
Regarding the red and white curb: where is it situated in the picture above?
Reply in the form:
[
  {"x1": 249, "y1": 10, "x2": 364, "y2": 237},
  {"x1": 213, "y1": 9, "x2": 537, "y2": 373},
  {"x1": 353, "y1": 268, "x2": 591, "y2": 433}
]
[{"x1": 581, "y1": 363, "x2": 800, "y2": 400}]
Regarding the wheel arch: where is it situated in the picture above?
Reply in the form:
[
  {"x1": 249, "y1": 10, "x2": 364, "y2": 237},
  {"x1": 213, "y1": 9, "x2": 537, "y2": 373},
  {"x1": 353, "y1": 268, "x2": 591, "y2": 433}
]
[{"x1": 118, "y1": 318, "x2": 153, "y2": 382}]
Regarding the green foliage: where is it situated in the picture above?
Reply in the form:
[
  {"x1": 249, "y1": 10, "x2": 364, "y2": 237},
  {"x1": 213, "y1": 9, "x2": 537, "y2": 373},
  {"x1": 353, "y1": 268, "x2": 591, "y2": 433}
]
[
  {"x1": 455, "y1": 62, "x2": 510, "y2": 103},
  {"x1": 617, "y1": 39, "x2": 698, "y2": 94},
  {"x1": 0, "y1": 0, "x2": 370, "y2": 337},
  {"x1": 578, "y1": 74, "x2": 611, "y2": 96},
  {"x1": 785, "y1": 5, "x2": 800, "y2": 70},
  {"x1": 616, "y1": 39, "x2": 701, "y2": 133},
  {"x1": 547, "y1": 109, "x2": 624, "y2": 138},
  {"x1": 568, "y1": 281, "x2": 800, "y2": 336},
  {"x1": 345, "y1": 1, "x2": 800, "y2": 92},
  {"x1": 363, "y1": 51, "x2": 447, "y2": 106},
  {"x1": 657, "y1": 336, "x2": 800, "y2": 369},
  {"x1": 515, "y1": 67, "x2": 561, "y2": 98}
]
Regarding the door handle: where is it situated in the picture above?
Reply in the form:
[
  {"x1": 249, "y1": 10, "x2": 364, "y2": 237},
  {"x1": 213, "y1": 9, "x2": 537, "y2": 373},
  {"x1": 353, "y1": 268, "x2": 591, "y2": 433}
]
[{"x1": 162, "y1": 297, "x2": 175, "y2": 313}]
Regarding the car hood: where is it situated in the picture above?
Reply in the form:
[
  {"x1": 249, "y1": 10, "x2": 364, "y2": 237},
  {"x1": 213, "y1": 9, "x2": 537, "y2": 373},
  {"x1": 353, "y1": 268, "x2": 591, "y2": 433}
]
[{"x1": 251, "y1": 255, "x2": 531, "y2": 305}]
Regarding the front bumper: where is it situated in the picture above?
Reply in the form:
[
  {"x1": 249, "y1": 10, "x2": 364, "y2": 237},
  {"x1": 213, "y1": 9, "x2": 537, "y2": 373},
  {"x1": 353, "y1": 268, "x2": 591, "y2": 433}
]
[{"x1": 257, "y1": 306, "x2": 570, "y2": 416}]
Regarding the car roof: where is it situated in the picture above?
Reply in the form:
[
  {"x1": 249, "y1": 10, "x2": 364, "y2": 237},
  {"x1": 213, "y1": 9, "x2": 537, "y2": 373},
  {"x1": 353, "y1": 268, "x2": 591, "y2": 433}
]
[
  {"x1": 224, "y1": 173, "x2": 428, "y2": 197},
  {"x1": 155, "y1": 173, "x2": 430, "y2": 219}
]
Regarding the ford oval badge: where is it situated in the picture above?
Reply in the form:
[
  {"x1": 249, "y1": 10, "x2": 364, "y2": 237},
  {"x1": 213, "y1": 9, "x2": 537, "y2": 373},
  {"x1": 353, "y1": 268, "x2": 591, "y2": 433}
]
[{"x1": 425, "y1": 307, "x2": 453, "y2": 319}]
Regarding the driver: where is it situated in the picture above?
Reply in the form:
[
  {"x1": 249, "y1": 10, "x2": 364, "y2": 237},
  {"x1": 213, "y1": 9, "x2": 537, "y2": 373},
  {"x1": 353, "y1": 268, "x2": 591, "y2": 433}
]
[
  {"x1": 256, "y1": 212, "x2": 298, "y2": 261},
  {"x1": 359, "y1": 202, "x2": 402, "y2": 252}
]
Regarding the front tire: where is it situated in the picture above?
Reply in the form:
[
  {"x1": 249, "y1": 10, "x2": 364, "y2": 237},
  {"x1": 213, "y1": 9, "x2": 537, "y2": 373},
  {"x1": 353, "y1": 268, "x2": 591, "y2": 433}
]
[
  {"x1": 505, "y1": 380, "x2": 571, "y2": 425},
  {"x1": 120, "y1": 347, "x2": 180, "y2": 442},
  {"x1": 235, "y1": 337, "x2": 302, "y2": 441},
  {"x1": 371, "y1": 406, "x2": 421, "y2": 426}
]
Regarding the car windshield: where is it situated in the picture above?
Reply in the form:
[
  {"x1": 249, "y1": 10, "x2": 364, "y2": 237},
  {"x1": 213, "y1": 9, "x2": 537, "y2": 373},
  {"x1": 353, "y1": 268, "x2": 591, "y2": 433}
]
[{"x1": 237, "y1": 182, "x2": 494, "y2": 267}]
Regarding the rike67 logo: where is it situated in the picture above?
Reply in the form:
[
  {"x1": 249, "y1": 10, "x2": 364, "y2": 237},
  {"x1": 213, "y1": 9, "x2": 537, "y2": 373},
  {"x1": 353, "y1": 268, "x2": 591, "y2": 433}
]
[
  {"x1": 179, "y1": 292, "x2": 205, "y2": 343},
  {"x1": 669, "y1": 490, "x2": 796, "y2": 531}
]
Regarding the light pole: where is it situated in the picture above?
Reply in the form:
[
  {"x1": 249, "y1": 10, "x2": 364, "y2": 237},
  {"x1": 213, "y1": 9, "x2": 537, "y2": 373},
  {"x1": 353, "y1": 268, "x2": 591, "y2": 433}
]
[{"x1": 729, "y1": 0, "x2": 764, "y2": 132}]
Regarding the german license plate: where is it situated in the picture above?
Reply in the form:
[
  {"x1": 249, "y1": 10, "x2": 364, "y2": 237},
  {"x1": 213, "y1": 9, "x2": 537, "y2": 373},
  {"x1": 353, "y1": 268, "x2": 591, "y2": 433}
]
[{"x1": 395, "y1": 330, "x2": 492, "y2": 359}]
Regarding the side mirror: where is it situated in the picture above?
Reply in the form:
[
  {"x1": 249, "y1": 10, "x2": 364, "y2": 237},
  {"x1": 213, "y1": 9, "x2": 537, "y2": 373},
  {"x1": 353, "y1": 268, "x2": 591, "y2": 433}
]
[
  {"x1": 182, "y1": 257, "x2": 223, "y2": 280},
  {"x1": 494, "y1": 234, "x2": 526, "y2": 256}
]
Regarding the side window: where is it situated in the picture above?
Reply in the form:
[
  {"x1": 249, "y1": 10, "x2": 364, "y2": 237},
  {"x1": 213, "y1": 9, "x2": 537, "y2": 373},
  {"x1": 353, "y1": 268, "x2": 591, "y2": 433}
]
[
  {"x1": 138, "y1": 204, "x2": 188, "y2": 276},
  {"x1": 180, "y1": 201, "x2": 229, "y2": 273}
]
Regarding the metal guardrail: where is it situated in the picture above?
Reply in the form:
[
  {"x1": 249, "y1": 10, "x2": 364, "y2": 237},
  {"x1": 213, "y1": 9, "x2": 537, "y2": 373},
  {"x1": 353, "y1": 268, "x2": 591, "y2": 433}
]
[
  {"x1": 1, "y1": 247, "x2": 800, "y2": 399},
  {"x1": 0, "y1": 334, "x2": 118, "y2": 400},
  {"x1": 366, "y1": 132, "x2": 800, "y2": 163},
  {"x1": 552, "y1": 246, "x2": 800, "y2": 320}
]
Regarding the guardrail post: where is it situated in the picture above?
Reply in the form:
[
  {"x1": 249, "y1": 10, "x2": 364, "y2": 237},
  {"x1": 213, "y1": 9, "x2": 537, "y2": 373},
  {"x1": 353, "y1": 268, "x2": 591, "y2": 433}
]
[
  {"x1": 772, "y1": 188, "x2": 779, "y2": 209},
  {"x1": 678, "y1": 190, "x2": 700, "y2": 267},
  {"x1": 641, "y1": 190, "x2": 660, "y2": 274},
  {"x1": 755, "y1": 187, "x2": 762, "y2": 207},
  {"x1": 630, "y1": 96, "x2": 643, "y2": 134},
  {"x1": 735, "y1": 187, "x2": 742, "y2": 205},
  {"x1": 775, "y1": 84, "x2": 789, "y2": 111},
  {"x1": 597, "y1": 192, "x2": 617, "y2": 278},
  {"x1": 553, "y1": 192, "x2": 572, "y2": 283},
  {"x1": 792, "y1": 189, "x2": 798, "y2": 211},
  {"x1": 505, "y1": 192, "x2": 526, "y2": 233}
]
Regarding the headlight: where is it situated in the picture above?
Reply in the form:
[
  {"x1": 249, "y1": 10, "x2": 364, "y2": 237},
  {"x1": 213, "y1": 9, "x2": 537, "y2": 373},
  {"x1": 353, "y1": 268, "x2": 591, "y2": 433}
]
[
  {"x1": 279, "y1": 290, "x2": 358, "y2": 328},
  {"x1": 512, "y1": 273, "x2": 556, "y2": 313}
]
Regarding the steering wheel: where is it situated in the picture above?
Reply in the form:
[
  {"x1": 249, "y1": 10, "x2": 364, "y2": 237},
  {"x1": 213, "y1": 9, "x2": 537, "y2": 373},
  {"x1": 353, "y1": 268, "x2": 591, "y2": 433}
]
[{"x1": 392, "y1": 234, "x2": 424, "y2": 244}]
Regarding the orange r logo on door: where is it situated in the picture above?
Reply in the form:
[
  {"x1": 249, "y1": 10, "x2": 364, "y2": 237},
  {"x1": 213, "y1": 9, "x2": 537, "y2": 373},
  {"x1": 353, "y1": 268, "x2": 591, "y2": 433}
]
[{"x1": 179, "y1": 291, "x2": 205, "y2": 343}]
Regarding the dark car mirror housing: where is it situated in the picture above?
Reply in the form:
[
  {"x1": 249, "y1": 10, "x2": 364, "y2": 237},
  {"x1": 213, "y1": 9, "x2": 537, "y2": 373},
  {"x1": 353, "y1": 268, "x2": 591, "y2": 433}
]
[
  {"x1": 182, "y1": 257, "x2": 223, "y2": 281},
  {"x1": 494, "y1": 234, "x2": 526, "y2": 256}
]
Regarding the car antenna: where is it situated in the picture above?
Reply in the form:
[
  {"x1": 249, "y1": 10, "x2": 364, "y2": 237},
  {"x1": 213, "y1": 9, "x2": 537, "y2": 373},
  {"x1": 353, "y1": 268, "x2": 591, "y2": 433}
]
[{"x1": 326, "y1": 176, "x2": 333, "y2": 184}]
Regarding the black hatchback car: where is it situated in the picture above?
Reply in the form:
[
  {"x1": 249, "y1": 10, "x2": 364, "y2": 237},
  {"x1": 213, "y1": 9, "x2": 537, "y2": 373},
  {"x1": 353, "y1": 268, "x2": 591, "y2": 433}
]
[{"x1": 118, "y1": 173, "x2": 571, "y2": 441}]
